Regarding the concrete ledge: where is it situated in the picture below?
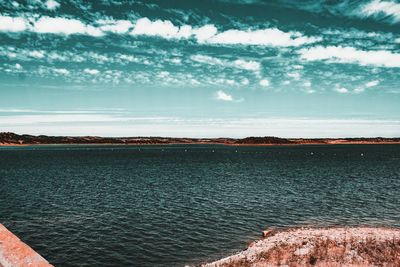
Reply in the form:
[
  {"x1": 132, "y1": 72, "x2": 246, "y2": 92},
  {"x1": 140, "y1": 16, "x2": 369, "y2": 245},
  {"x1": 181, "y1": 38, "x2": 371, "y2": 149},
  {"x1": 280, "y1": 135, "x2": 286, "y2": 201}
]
[{"x1": 0, "y1": 224, "x2": 53, "y2": 267}]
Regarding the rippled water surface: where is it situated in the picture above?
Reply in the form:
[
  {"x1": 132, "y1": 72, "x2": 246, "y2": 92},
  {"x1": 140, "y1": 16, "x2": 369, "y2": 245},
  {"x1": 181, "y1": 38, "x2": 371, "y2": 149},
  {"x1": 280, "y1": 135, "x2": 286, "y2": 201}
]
[{"x1": 0, "y1": 145, "x2": 399, "y2": 266}]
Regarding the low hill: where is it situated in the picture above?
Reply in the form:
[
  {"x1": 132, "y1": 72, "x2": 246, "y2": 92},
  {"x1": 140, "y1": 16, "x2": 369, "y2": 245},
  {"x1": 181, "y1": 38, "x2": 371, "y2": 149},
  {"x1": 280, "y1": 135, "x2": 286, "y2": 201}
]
[
  {"x1": 234, "y1": 136, "x2": 293, "y2": 144},
  {"x1": 1, "y1": 132, "x2": 399, "y2": 145}
]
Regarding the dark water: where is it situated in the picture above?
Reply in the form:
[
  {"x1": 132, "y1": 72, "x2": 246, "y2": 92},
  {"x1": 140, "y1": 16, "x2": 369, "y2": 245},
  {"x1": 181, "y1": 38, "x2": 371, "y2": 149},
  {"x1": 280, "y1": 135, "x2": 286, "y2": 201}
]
[{"x1": 0, "y1": 145, "x2": 399, "y2": 266}]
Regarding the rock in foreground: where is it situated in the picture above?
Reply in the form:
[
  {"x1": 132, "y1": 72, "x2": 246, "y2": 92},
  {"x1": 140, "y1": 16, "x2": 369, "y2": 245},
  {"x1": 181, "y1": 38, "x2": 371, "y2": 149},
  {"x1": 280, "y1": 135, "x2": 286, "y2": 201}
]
[{"x1": 204, "y1": 227, "x2": 400, "y2": 267}]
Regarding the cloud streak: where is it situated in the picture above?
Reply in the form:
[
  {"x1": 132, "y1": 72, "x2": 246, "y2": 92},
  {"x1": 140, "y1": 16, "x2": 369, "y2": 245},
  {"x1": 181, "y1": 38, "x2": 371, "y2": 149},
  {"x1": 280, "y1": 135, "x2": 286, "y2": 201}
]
[
  {"x1": 0, "y1": 15, "x2": 320, "y2": 47},
  {"x1": 1, "y1": 115, "x2": 399, "y2": 138},
  {"x1": 299, "y1": 46, "x2": 400, "y2": 68},
  {"x1": 0, "y1": 15, "x2": 28, "y2": 32},
  {"x1": 131, "y1": 18, "x2": 320, "y2": 46},
  {"x1": 206, "y1": 28, "x2": 321, "y2": 47},
  {"x1": 191, "y1": 55, "x2": 261, "y2": 74},
  {"x1": 33, "y1": 17, "x2": 103, "y2": 36},
  {"x1": 360, "y1": 0, "x2": 400, "y2": 23},
  {"x1": 365, "y1": 80, "x2": 380, "y2": 87}
]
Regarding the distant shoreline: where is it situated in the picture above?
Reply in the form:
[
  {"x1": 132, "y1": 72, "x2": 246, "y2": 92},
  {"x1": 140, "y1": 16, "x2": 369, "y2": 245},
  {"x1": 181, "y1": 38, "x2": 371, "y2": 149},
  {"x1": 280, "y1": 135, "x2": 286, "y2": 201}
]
[
  {"x1": 2, "y1": 142, "x2": 400, "y2": 147},
  {"x1": 1, "y1": 132, "x2": 400, "y2": 146}
]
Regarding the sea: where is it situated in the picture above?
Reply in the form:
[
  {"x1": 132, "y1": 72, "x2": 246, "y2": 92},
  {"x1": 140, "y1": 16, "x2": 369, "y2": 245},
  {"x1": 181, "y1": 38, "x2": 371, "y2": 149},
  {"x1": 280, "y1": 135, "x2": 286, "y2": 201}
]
[{"x1": 0, "y1": 144, "x2": 399, "y2": 266}]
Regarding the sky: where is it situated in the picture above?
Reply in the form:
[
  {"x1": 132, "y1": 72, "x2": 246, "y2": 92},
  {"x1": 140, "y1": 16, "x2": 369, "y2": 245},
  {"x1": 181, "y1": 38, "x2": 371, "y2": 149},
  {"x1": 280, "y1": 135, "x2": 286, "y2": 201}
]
[{"x1": 0, "y1": 0, "x2": 399, "y2": 137}]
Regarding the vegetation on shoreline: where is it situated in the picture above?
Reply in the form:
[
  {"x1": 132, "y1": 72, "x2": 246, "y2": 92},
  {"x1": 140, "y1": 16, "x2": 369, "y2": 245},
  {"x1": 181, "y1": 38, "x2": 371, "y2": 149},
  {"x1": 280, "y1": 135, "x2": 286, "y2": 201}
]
[
  {"x1": 1, "y1": 132, "x2": 400, "y2": 146},
  {"x1": 204, "y1": 227, "x2": 400, "y2": 267}
]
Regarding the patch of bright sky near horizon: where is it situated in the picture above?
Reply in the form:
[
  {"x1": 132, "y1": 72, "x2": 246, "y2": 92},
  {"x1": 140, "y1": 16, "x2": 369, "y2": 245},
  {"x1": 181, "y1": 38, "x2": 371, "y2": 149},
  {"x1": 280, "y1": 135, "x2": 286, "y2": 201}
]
[{"x1": 0, "y1": 0, "x2": 399, "y2": 137}]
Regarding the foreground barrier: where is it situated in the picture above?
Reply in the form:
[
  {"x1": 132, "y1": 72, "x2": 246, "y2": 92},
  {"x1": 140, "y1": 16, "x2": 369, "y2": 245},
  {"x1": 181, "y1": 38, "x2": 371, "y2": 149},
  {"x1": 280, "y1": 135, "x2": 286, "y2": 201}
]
[{"x1": 0, "y1": 224, "x2": 52, "y2": 267}]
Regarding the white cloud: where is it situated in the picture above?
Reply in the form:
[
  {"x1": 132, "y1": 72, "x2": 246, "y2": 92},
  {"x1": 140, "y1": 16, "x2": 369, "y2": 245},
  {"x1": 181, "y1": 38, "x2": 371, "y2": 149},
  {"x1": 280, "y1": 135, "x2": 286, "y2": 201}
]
[
  {"x1": 0, "y1": 15, "x2": 319, "y2": 48},
  {"x1": 207, "y1": 28, "x2": 320, "y2": 47},
  {"x1": 354, "y1": 87, "x2": 366, "y2": 94},
  {"x1": 335, "y1": 87, "x2": 349, "y2": 93},
  {"x1": 29, "y1": 50, "x2": 45, "y2": 58},
  {"x1": 190, "y1": 79, "x2": 200, "y2": 85},
  {"x1": 33, "y1": 17, "x2": 103, "y2": 37},
  {"x1": 0, "y1": 114, "x2": 127, "y2": 125},
  {"x1": 158, "y1": 71, "x2": 169, "y2": 78},
  {"x1": 84, "y1": 68, "x2": 100, "y2": 75},
  {"x1": 1, "y1": 115, "x2": 399, "y2": 138},
  {"x1": 215, "y1": 90, "x2": 233, "y2": 101},
  {"x1": 0, "y1": 15, "x2": 28, "y2": 32},
  {"x1": 131, "y1": 17, "x2": 192, "y2": 39},
  {"x1": 293, "y1": 65, "x2": 304, "y2": 69},
  {"x1": 45, "y1": 0, "x2": 60, "y2": 10},
  {"x1": 170, "y1": 58, "x2": 182, "y2": 64},
  {"x1": 287, "y1": 72, "x2": 301, "y2": 80},
  {"x1": 234, "y1": 59, "x2": 261, "y2": 71},
  {"x1": 0, "y1": 15, "x2": 123, "y2": 37},
  {"x1": 0, "y1": 47, "x2": 146, "y2": 68},
  {"x1": 350, "y1": 80, "x2": 380, "y2": 94},
  {"x1": 259, "y1": 79, "x2": 270, "y2": 87},
  {"x1": 241, "y1": 78, "x2": 249, "y2": 85},
  {"x1": 194, "y1": 24, "x2": 218, "y2": 42},
  {"x1": 130, "y1": 17, "x2": 319, "y2": 47},
  {"x1": 191, "y1": 55, "x2": 261, "y2": 75},
  {"x1": 178, "y1": 25, "x2": 194, "y2": 39},
  {"x1": 365, "y1": 80, "x2": 380, "y2": 87},
  {"x1": 98, "y1": 19, "x2": 133, "y2": 34},
  {"x1": 54, "y1": 68, "x2": 70, "y2": 75},
  {"x1": 117, "y1": 54, "x2": 138, "y2": 63},
  {"x1": 299, "y1": 46, "x2": 400, "y2": 68},
  {"x1": 353, "y1": 81, "x2": 380, "y2": 94},
  {"x1": 15, "y1": 63, "x2": 22, "y2": 70},
  {"x1": 303, "y1": 82, "x2": 314, "y2": 93},
  {"x1": 361, "y1": 0, "x2": 400, "y2": 23},
  {"x1": 226, "y1": 79, "x2": 236, "y2": 85},
  {"x1": 191, "y1": 55, "x2": 224, "y2": 65}
]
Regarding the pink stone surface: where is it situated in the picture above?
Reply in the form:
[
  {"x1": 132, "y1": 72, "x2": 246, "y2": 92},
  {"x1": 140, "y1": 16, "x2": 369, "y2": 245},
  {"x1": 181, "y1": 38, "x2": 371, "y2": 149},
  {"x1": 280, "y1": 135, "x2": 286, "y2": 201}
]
[{"x1": 0, "y1": 224, "x2": 53, "y2": 267}]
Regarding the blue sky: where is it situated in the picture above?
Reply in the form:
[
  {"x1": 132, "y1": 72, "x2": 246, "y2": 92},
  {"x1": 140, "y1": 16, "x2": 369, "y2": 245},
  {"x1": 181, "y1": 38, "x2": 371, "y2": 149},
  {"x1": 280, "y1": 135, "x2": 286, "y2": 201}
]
[{"x1": 0, "y1": 0, "x2": 399, "y2": 137}]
